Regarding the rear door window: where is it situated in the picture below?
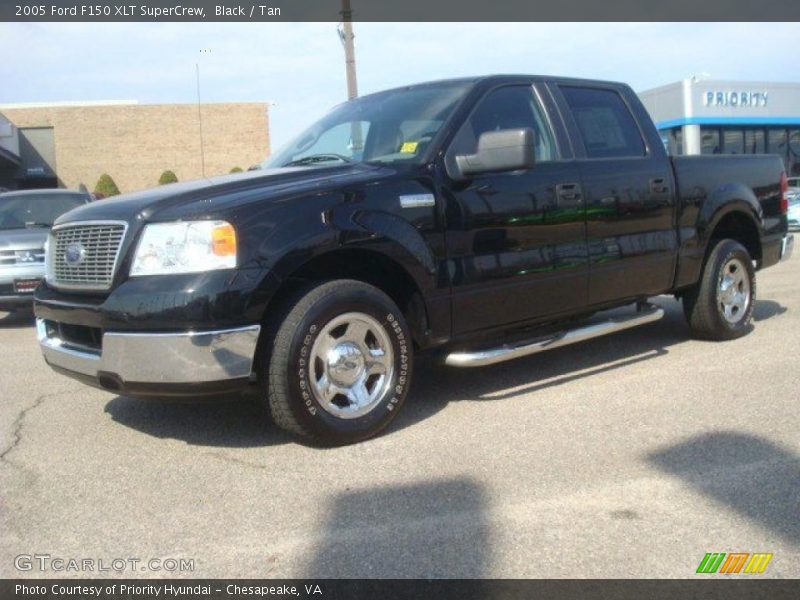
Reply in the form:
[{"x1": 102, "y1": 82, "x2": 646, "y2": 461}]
[{"x1": 560, "y1": 86, "x2": 646, "y2": 159}]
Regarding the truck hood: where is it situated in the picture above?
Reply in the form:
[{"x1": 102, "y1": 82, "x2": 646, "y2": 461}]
[
  {"x1": 0, "y1": 228, "x2": 49, "y2": 250},
  {"x1": 54, "y1": 164, "x2": 388, "y2": 225}
]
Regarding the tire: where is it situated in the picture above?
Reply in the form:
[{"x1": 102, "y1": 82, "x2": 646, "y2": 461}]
[
  {"x1": 683, "y1": 239, "x2": 756, "y2": 341},
  {"x1": 263, "y1": 279, "x2": 413, "y2": 445}
]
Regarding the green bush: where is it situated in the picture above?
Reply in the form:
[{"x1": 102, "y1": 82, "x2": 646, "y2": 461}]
[
  {"x1": 230, "y1": 166, "x2": 243, "y2": 173},
  {"x1": 94, "y1": 174, "x2": 120, "y2": 197},
  {"x1": 158, "y1": 170, "x2": 178, "y2": 185}
]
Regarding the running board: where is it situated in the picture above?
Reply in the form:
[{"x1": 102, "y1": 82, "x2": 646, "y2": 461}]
[{"x1": 445, "y1": 304, "x2": 664, "y2": 368}]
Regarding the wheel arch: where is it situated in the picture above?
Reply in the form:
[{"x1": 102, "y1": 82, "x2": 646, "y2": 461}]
[
  {"x1": 697, "y1": 180, "x2": 763, "y2": 257},
  {"x1": 257, "y1": 244, "x2": 434, "y2": 350},
  {"x1": 675, "y1": 194, "x2": 764, "y2": 291},
  {"x1": 706, "y1": 205, "x2": 762, "y2": 262}
]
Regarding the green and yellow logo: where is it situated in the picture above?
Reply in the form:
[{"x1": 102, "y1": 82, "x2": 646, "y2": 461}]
[{"x1": 696, "y1": 552, "x2": 773, "y2": 574}]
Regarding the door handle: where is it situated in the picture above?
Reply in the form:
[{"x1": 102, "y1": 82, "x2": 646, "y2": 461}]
[
  {"x1": 650, "y1": 178, "x2": 670, "y2": 195},
  {"x1": 556, "y1": 183, "x2": 582, "y2": 202}
]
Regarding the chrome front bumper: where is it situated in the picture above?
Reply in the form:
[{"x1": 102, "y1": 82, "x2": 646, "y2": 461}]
[
  {"x1": 781, "y1": 234, "x2": 794, "y2": 262},
  {"x1": 37, "y1": 319, "x2": 261, "y2": 390}
]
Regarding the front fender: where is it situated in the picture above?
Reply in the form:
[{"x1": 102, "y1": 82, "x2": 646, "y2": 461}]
[{"x1": 243, "y1": 200, "x2": 443, "y2": 334}]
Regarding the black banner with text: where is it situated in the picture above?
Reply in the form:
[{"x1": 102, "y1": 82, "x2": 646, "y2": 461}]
[
  {"x1": 4, "y1": 579, "x2": 800, "y2": 600},
  {"x1": 3, "y1": 0, "x2": 800, "y2": 22}
]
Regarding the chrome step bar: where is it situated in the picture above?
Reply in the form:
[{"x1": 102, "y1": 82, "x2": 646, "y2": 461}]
[{"x1": 445, "y1": 304, "x2": 664, "y2": 368}]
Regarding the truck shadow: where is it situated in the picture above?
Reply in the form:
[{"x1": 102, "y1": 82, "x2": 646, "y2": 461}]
[
  {"x1": 104, "y1": 396, "x2": 294, "y2": 447},
  {"x1": 103, "y1": 297, "x2": 786, "y2": 447},
  {"x1": 395, "y1": 296, "x2": 787, "y2": 433},
  {"x1": 304, "y1": 478, "x2": 490, "y2": 578},
  {"x1": 395, "y1": 297, "x2": 687, "y2": 432},
  {"x1": 647, "y1": 431, "x2": 800, "y2": 546},
  {"x1": 752, "y1": 299, "x2": 788, "y2": 322}
]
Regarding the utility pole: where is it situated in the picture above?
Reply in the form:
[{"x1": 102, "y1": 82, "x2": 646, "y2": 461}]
[
  {"x1": 338, "y1": 0, "x2": 358, "y2": 100},
  {"x1": 338, "y1": 1, "x2": 362, "y2": 153}
]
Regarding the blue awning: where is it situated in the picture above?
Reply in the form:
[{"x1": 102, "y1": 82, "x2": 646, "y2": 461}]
[{"x1": 656, "y1": 116, "x2": 800, "y2": 130}]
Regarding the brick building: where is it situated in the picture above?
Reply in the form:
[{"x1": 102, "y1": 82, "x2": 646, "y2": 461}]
[{"x1": 0, "y1": 101, "x2": 270, "y2": 194}]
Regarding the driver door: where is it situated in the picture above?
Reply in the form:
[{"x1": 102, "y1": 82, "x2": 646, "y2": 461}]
[{"x1": 443, "y1": 84, "x2": 589, "y2": 335}]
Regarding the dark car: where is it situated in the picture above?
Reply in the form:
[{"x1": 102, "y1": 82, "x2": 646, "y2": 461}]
[
  {"x1": 34, "y1": 75, "x2": 793, "y2": 444},
  {"x1": 0, "y1": 189, "x2": 92, "y2": 312}
]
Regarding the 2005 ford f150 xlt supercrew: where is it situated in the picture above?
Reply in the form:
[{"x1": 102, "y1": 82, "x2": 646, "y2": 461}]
[{"x1": 35, "y1": 76, "x2": 794, "y2": 444}]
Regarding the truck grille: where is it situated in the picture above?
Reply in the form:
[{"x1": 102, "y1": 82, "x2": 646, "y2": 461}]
[{"x1": 49, "y1": 222, "x2": 127, "y2": 291}]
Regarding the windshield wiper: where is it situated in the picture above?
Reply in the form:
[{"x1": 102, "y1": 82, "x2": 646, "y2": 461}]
[{"x1": 284, "y1": 153, "x2": 353, "y2": 167}]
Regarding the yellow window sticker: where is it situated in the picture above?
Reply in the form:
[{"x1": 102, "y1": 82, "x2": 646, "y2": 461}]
[{"x1": 400, "y1": 141, "x2": 419, "y2": 153}]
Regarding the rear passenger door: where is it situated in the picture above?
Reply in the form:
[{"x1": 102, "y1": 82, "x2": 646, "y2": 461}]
[{"x1": 553, "y1": 84, "x2": 677, "y2": 306}]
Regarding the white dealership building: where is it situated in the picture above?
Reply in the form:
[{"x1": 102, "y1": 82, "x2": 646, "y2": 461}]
[{"x1": 639, "y1": 78, "x2": 800, "y2": 176}]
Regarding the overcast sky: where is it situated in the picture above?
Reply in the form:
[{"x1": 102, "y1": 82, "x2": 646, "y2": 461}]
[{"x1": 0, "y1": 22, "x2": 797, "y2": 151}]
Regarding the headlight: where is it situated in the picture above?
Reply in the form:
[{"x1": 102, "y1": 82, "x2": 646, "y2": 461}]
[{"x1": 130, "y1": 220, "x2": 237, "y2": 277}]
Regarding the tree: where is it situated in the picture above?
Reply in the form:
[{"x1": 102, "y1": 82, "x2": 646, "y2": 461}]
[
  {"x1": 94, "y1": 174, "x2": 120, "y2": 197},
  {"x1": 230, "y1": 166, "x2": 243, "y2": 173},
  {"x1": 158, "y1": 170, "x2": 178, "y2": 185}
]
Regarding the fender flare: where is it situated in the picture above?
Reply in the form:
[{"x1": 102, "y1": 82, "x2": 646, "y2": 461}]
[
  {"x1": 696, "y1": 183, "x2": 763, "y2": 255},
  {"x1": 675, "y1": 184, "x2": 764, "y2": 290},
  {"x1": 249, "y1": 206, "x2": 440, "y2": 323}
]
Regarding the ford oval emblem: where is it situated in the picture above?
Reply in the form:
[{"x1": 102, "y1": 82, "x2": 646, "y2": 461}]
[{"x1": 64, "y1": 242, "x2": 86, "y2": 266}]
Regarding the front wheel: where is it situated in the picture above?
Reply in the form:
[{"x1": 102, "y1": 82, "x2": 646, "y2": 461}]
[
  {"x1": 683, "y1": 239, "x2": 756, "y2": 340},
  {"x1": 263, "y1": 280, "x2": 413, "y2": 445}
]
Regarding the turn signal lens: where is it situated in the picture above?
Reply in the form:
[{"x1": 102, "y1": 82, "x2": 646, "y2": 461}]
[{"x1": 212, "y1": 223, "x2": 237, "y2": 257}]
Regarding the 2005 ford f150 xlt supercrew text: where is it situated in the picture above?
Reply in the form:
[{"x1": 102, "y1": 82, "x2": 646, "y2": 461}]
[{"x1": 34, "y1": 76, "x2": 794, "y2": 444}]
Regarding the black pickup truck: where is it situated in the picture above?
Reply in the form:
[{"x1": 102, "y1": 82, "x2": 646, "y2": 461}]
[{"x1": 35, "y1": 75, "x2": 793, "y2": 444}]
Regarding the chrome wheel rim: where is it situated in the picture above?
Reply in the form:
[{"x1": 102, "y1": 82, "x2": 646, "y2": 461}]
[
  {"x1": 309, "y1": 312, "x2": 394, "y2": 419},
  {"x1": 718, "y1": 257, "x2": 751, "y2": 324}
]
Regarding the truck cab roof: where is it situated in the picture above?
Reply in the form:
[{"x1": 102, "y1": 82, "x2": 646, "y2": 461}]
[{"x1": 358, "y1": 74, "x2": 631, "y2": 97}]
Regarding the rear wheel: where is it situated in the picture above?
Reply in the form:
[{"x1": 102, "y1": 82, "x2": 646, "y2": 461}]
[
  {"x1": 263, "y1": 279, "x2": 413, "y2": 445},
  {"x1": 683, "y1": 239, "x2": 756, "y2": 340}
]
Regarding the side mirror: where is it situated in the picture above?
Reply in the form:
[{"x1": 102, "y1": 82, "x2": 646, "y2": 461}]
[{"x1": 455, "y1": 128, "x2": 536, "y2": 179}]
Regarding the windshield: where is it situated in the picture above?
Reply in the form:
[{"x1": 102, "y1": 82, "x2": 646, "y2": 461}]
[
  {"x1": 0, "y1": 193, "x2": 88, "y2": 230},
  {"x1": 264, "y1": 82, "x2": 472, "y2": 169}
]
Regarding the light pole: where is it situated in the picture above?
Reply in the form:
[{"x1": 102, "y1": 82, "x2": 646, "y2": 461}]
[{"x1": 196, "y1": 48, "x2": 211, "y2": 178}]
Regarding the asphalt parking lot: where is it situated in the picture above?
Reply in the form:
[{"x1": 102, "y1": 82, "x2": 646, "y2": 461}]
[{"x1": 1, "y1": 255, "x2": 798, "y2": 579}]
